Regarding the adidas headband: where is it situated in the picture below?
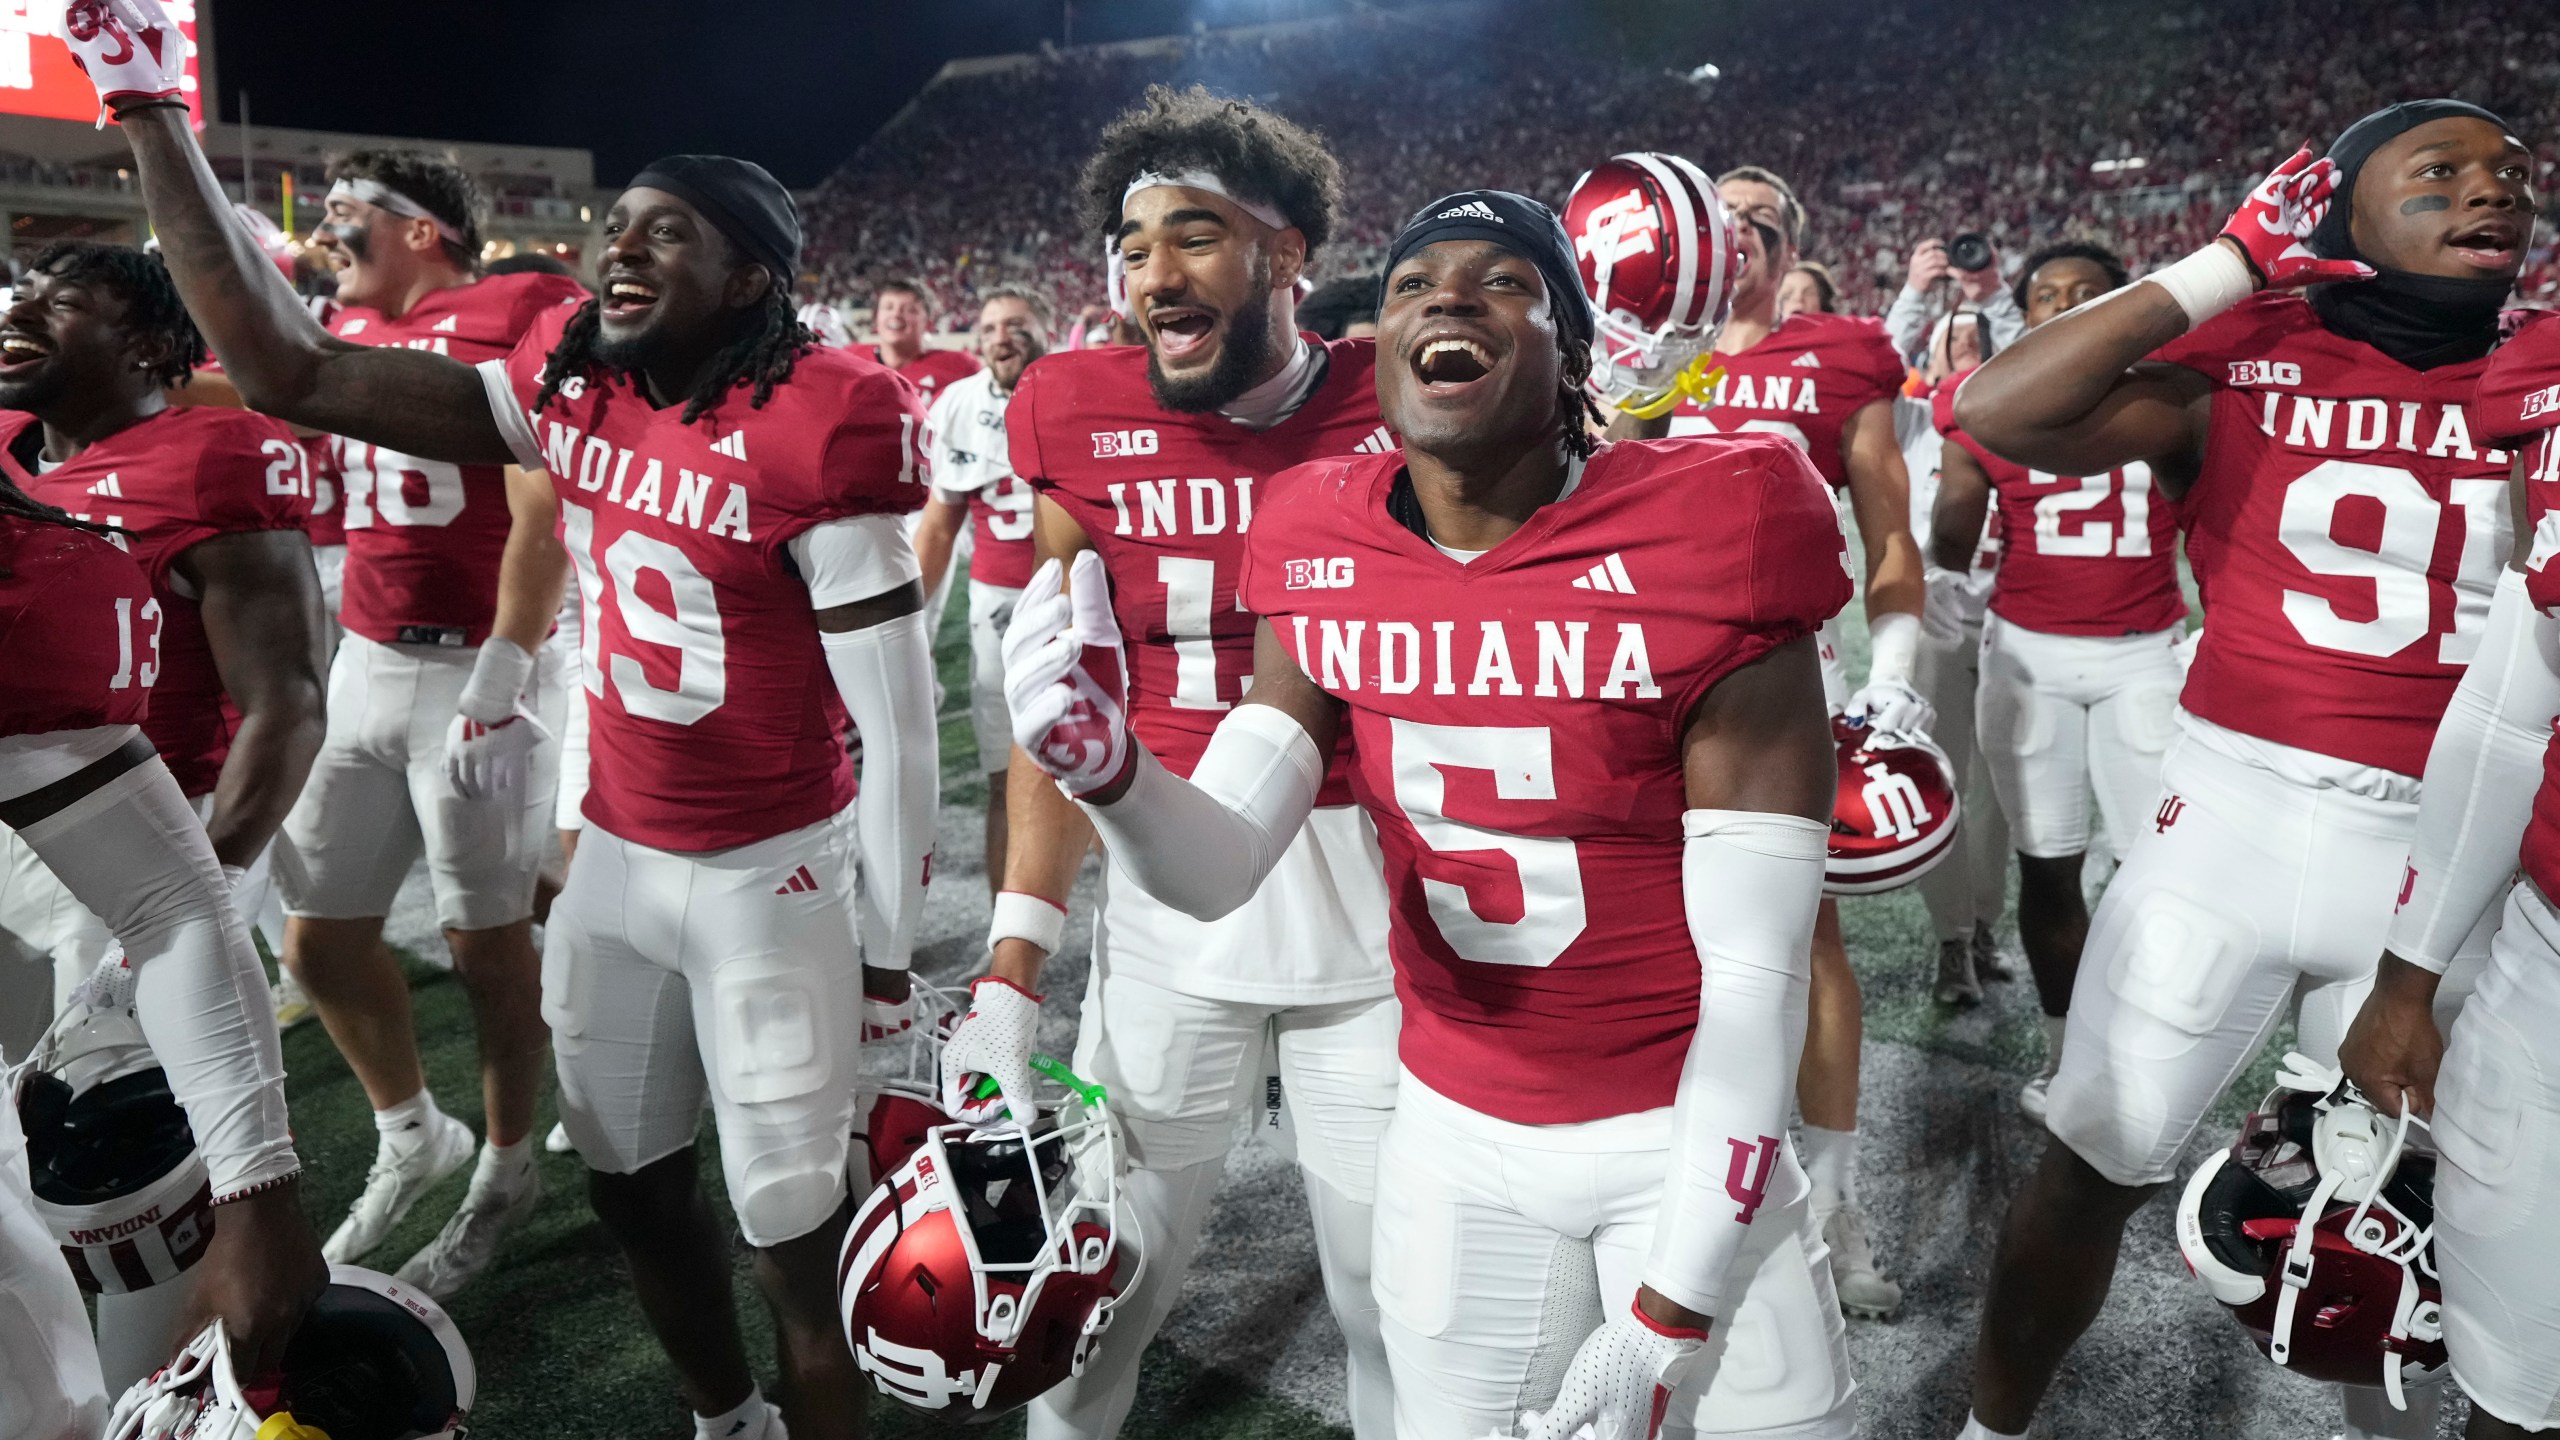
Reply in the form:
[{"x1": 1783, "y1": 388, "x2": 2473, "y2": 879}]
[{"x1": 327, "y1": 179, "x2": 464, "y2": 247}]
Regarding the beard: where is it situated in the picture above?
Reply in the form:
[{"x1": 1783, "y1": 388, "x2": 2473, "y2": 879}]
[
  {"x1": 1146, "y1": 256, "x2": 1275, "y2": 414},
  {"x1": 591, "y1": 328, "x2": 652, "y2": 374}
]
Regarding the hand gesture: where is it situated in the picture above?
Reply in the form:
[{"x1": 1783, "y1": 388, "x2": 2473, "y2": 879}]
[
  {"x1": 2220, "y1": 146, "x2": 2375, "y2": 290},
  {"x1": 1004, "y1": 551, "x2": 1137, "y2": 798}
]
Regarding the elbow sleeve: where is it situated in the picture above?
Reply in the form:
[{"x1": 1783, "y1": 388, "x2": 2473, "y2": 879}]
[
  {"x1": 2388, "y1": 567, "x2": 2560, "y2": 971},
  {"x1": 1079, "y1": 704, "x2": 1322, "y2": 920},
  {"x1": 822, "y1": 610, "x2": 941, "y2": 971},
  {"x1": 1644, "y1": 809, "x2": 1828, "y2": 1318}
]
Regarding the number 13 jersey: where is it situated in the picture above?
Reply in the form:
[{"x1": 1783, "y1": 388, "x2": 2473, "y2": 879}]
[
  {"x1": 1241, "y1": 437, "x2": 1853, "y2": 1125},
  {"x1": 2152, "y1": 292, "x2": 2513, "y2": 778}
]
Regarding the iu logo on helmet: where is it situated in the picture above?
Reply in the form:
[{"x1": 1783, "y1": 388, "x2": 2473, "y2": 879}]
[
  {"x1": 858, "y1": 1330, "x2": 998, "y2": 1410},
  {"x1": 1573, "y1": 188, "x2": 1662, "y2": 269},
  {"x1": 2155, "y1": 794, "x2": 2187, "y2": 833},
  {"x1": 1860, "y1": 761, "x2": 1932, "y2": 842}
]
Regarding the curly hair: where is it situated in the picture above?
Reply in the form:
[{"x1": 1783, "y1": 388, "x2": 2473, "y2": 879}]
[
  {"x1": 2011, "y1": 240, "x2": 2131, "y2": 312},
  {"x1": 329, "y1": 149, "x2": 486, "y2": 272},
  {"x1": 532, "y1": 269, "x2": 813, "y2": 426},
  {"x1": 1079, "y1": 85, "x2": 1343, "y2": 254},
  {"x1": 27, "y1": 241, "x2": 206, "y2": 388}
]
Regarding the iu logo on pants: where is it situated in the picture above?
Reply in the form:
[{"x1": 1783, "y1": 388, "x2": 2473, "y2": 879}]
[{"x1": 2154, "y1": 794, "x2": 2187, "y2": 833}]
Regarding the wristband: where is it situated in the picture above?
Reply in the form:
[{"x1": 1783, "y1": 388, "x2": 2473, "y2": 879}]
[
  {"x1": 987, "y1": 890, "x2": 1068, "y2": 958},
  {"x1": 457, "y1": 637, "x2": 536, "y2": 723},
  {"x1": 2143, "y1": 242, "x2": 2256, "y2": 329},
  {"x1": 213, "y1": 1166, "x2": 303, "y2": 1207},
  {"x1": 1867, "y1": 610, "x2": 1922, "y2": 690}
]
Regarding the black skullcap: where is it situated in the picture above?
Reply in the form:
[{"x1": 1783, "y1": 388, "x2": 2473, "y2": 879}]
[
  {"x1": 2307, "y1": 99, "x2": 2512, "y2": 261},
  {"x1": 627, "y1": 154, "x2": 801, "y2": 288},
  {"x1": 1385, "y1": 191, "x2": 1595, "y2": 351}
]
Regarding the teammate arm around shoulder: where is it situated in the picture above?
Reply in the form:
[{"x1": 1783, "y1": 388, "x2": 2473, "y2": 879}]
[{"x1": 68, "y1": 0, "x2": 513, "y2": 464}]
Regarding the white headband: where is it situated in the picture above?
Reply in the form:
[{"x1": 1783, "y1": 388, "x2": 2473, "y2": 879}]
[
  {"x1": 1108, "y1": 170, "x2": 1295, "y2": 319},
  {"x1": 326, "y1": 178, "x2": 465, "y2": 247}
]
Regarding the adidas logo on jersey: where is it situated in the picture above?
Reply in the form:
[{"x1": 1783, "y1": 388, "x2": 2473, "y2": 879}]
[
  {"x1": 775, "y1": 865, "x2": 821, "y2": 895},
  {"x1": 432, "y1": 314, "x2": 460, "y2": 334},
  {"x1": 1353, "y1": 426, "x2": 1395, "y2": 455},
  {"x1": 1791, "y1": 352, "x2": 1822, "y2": 368},
  {"x1": 1570, "y1": 552, "x2": 1638, "y2": 594},
  {"x1": 1436, "y1": 199, "x2": 1504, "y2": 223},
  {"x1": 87, "y1": 473, "x2": 122, "y2": 498},
  {"x1": 710, "y1": 430, "x2": 749, "y2": 461}
]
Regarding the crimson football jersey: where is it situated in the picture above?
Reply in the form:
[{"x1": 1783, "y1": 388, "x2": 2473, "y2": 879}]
[
  {"x1": 301, "y1": 433, "x2": 344, "y2": 548},
  {"x1": 1936, "y1": 368, "x2": 2184, "y2": 636},
  {"x1": 486, "y1": 305, "x2": 932, "y2": 851},
  {"x1": 881, "y1": 346, "x2": 981, "y2": 407},
  {"x1": 1668, "y1": 311, "x2": 1905, "y2": 487},
  {"x1": 1009, "y1": 337, "x2": 1392, "y2": 800},
  {"x1": 2470, "y1": 313, "x2": 2560, "y2": 895},
  {"x1": 327, "y1": 270, "x2": 587, "y2": 647},
  {"x1": 0, "y1": 514, "x2": 156, "y2": 738},
  {"x1": 10, "y1": 407, "x2": 310, "y2": 796},
  {"x1": 2153, "y1": 293, "x2": 2512, "y2": 777},
  {"x1": 1240, "y1": 437, "x2": 1852, "y2": 1125}
]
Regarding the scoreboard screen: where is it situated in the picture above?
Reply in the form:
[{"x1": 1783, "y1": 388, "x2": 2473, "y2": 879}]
[{"x1": 0, "y1": 3, "x2": 204, "y2": 127}]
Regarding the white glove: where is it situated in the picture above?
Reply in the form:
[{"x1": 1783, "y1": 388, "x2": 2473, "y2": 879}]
[
  {"x1": 445, "y1": 638, "x2": 547, "y2": 800},
  {"x1": 1844, "y1": 679, "x2": 1935, "y2": 740},
  {"x1": 61, "y1": 0, "x2": 187, "y2": 124},
  {"x1": 862, "y1": 986, "x2": 916, "y2": 1044},
  {"x1": 938, "y1": 977, "x2": 1042, "y2": 1128},
  {"x1": 1920, "y1": 566, "x2": 1970, "y2": 649},
  {"x1": 1520, "y1": 1305, "x2": 1709, "y2": 1440},
  {"x1": 1004, "y1": 551, "x2": 1137, "y2": 798}
]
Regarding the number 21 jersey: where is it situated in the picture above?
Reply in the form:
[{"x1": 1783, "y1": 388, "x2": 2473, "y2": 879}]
[{"x1": 2152, "y1": 292, "x2": 2511, "y2": 777}]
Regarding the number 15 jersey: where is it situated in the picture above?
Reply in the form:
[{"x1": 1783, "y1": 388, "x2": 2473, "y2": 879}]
[{"x1": 2152, "y1": 292, "x2": 2512, "y2": 778}]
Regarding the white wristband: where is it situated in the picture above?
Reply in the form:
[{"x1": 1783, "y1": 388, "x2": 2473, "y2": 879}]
[
  {"x1": 457, "y1": 637, "x2": 536, "y2": 723},
  {"x1": 2143, "y1": 243, "x2": 2256, "y2": 329},
  {"x1": 988, "y1": 890, "x2": 1068, "y2": 958}
]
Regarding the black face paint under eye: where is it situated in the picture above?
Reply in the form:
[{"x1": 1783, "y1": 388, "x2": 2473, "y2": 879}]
[
  {"x1": 321, "y1": 221, "x2": 370, "y2": 263},
  {"x1": 2399, "y1": 194, "x2": 2453, "y2": 215},
  {"x1": 1749, "y1": 219, "x2": 1784, "y2": 256}
]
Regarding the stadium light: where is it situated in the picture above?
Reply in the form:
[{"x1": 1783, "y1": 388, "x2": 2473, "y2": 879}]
[{"x1": 2090, "y1": 156, "x2": 2149, "y2": 174}]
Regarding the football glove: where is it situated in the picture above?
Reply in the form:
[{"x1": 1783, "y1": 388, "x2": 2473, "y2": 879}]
[
  {"x1": 2220, "y1": 146, "x2": 2374, "y2": 291},
  {"x1": 61, "y1": 0, "x2": 187, "y2": 124},
  {"x1": 1520, "y1": 1303, "x2": 1709, "y2": 1440},
  {"x1": 938, "y1": 977, "x2": 1042, "y2": 1128},
  {"x1": 445, "y1": 637, "x2": 546, "y2": 802},
  {"x1": 862, "y1": 986, "x2": 917, "y2": 1044},
  {"x1": 1005, "y1": 550, "x2": 1137, "y2": 798},
  {"x1": 1920, "y1": 565, "x2": 1972, "y2": 648},
  {"x1": 1844, "y1": 679, "x2": 1935, "y2": 741}
]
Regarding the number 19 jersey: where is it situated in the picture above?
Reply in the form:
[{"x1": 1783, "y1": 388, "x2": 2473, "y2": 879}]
[
  {"x1": 1007, "y1": 337, "x2": 1390, "y2": 801},
  {"x1": 2152, "y1": 293, "x2": 2512, "y2": 777},
  {"x1": 1240, "y1": 437, "x2": 1853, "y2": 1125}
]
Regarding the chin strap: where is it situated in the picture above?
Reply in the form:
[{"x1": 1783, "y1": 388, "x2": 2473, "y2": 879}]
[{"x1": 1615, "y1": 352, "x2": 1729, "y2": 421}]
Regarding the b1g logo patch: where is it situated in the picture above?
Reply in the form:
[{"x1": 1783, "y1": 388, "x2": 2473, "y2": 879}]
[
  {"x1": 1283, "y1": 557, "x2": 1355, "y2": 590},
  {"x1": 1091, "y1": 428, "x2": 1160, "y2": 458},
  {"x1": 2521, "y1": 383, "x2": 2560, "y2": 423},
  {"x1": 2227, "y1": 359, "x2": 2302, "y2": 387}
]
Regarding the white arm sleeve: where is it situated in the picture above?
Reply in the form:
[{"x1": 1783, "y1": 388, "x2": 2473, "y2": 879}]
[
  {"x1": 1078, "y1": 703, "x2": 1323, "y2": 921},
  {"x1": 2385, "y1": 565, "x2": 2560, "y2": 971},
  {"x1": 791, "y1": 513, "x2": 924, "y2": 610},
  {"x1": 15, "y1": 757, "x2": 297, "y2": 1198},
  {"x1": 1644, "y1": 809, "x2": 1828, "y2": 1318},
  {"x1": 477, "y1": 359, "x2": 546, "y2": 471},
  {"x1": 819, "y1": 607, "x2": 940, "y2": 972}
]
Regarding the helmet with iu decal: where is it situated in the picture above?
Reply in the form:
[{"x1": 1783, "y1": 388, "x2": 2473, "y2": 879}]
[
  {"x1": 1563, "y1": 151, "x2": 1743, "y2": 390},
  {"x1": 1824, "y1": 715, "x2": 1960, "y2": 895},
  {"x1": 839, "y1": 1055, "x2": 1136, "y2": 1422}
]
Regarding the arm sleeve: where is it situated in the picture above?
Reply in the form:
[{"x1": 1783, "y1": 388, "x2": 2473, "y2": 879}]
[
  {"x1": 1077, "y1": 703, "x2": 1324, "y2": 921},
  {"x1": 15, "y1": 758, "x2": 297, "y2": 1198},
  {"x1": 789, "y1": 513, "x2": 922, "y2": 609},
  {"x1": 1883, "y1": 286, "x2": 1932, "y2": 364},
  {"x1": 2384, "y1": 565, "x2": 2560, "y2": 971},
  {"x1": 478, "y1": 358, "x2": 546, "y2": 472},
  {"x1": 1643, "y1": 809, "x2": 1829, "y2": 1316}
]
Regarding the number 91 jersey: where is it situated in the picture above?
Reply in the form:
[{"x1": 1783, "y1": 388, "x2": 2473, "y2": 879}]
[
  {"x1": 1240, "y1": 437, "x2": 1852, "y2": 1126},
  {"x1": 1007, "y1": 337, "x2": 1391, "y2": 801},
  {"x1": 2152, "y1": 292, "x2": 2513, "y2": 778}
]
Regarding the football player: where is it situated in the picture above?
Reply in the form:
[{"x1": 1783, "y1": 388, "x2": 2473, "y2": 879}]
[
  {"x1": 936, "y1": 86, "x2": 1403, "y2": 1440},
  {"x1": 1615, "y1": 161, "x2": 1929, "y2": 1322},
  {"x1": 914, "y1": 285, "x2": 1050, "y2": 893},
  {"x1": 1004, "y1": 187, "x2": 1859, "y2": 1440},
  {"x1": 1947, "y1": 102, "x2": 2533, "y2": 1440},
  {"x1": 869, "y1": 277, "x2": 982, "y2": 404},
  {"x1": 0, "y1": 478, "x2": 325, "y2": 1440},
  {"x1": 2341, "y1": 306, "x2": 2560, "y2": 1440},
  {"x1": 85, "y1": 24, "x2": 940, "y2": 1439},
  {"x1": 1926, "y1": 242, "x2": 2186, "y2": 1119},
  {"x1": 265, "y1": 147, "x2": 591, "y2": 1292}
]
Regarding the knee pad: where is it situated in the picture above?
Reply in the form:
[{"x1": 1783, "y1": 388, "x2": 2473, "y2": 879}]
[{"x1": 732, "y1": 1137, "x2": 849, "y2": 1248}]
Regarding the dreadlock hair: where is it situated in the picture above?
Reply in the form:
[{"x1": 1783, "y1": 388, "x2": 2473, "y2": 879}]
[
  {"x1": 1558, "y1": 336, "x2": 1605, "y2": 462},
  {"x1": 27, "y1": 241, "x2": 206, "y2": 388},
  {"x1": 329, "y1": 150, "x2": 486, "y2": 273},
  {"x1": 531, "y1": 246, "x2": 814, "y2": 426},
  {"x1": 0, "y1": 476, "x2": 121, "y2": 544},
  {"x1": 1079, "y1": 85, "x2": 1343, "y2": 255},
  {"x1": 2012, "y1": 240, "x2": 2131, "y2": 312}
]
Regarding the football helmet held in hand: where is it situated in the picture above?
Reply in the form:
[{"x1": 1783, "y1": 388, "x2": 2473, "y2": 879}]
[
  {"x1": 1565, "y1": 152, "x2": 1742, "y2": 415},
  {"x1": 1824, "y1": 716, "x2": 1960, "y2": 896}
]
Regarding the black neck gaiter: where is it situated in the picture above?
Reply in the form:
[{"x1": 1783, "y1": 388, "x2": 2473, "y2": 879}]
[{"x1": 2309, "y1": 268, "x2": 2510, "y2": 370}]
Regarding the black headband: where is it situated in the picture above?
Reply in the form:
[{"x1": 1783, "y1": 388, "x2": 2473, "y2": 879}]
[
  {"x1": 627, "y1": 154, "x2": 801, "y2": 288},
  {"x1": 2308, "y1": 99, "x2": 2512, "y2": 261},
  {"x1": 1384, "y1": 190, "x2": 1595, "y2": 350}
]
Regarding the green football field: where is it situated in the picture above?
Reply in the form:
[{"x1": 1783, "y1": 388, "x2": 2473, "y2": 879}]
[{"x1": 279, "y1": 591, "x2": 2463, "y2": 1439}]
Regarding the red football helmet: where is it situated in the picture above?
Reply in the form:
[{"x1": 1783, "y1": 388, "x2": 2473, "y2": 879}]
[
  {"x1": 839, "y1": 1058, "x2": 1135, "y2": 1422},
  {"x1": 1563, "y1": 151, "x2": 1745, "y2": 381},
  {"x1": 2178, "y1": 1055, "x2": 2446, "y2": 1410},
  {"x1": 1825, "y1": 716, "x2": 1961, "y2": 895}
]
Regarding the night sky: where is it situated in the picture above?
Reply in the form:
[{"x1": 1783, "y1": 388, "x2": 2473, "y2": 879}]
[{"x1": 206, "y1": 0, "x2": 1427, "y2": 188}]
